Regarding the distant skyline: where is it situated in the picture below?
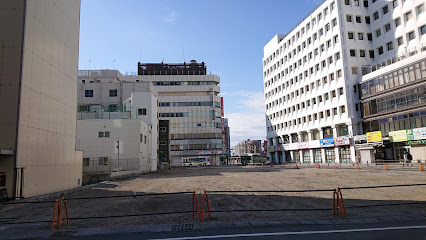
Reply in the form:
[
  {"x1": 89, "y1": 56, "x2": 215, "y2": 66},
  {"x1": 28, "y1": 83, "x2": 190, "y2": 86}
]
[{"x1": 78, "y1": 0, "x2": 322, "y2": 146}]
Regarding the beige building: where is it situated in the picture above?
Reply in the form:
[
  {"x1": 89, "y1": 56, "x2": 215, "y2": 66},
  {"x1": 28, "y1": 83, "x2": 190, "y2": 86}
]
[{"x1": 0, "y1": 0, "x2": 82, "y2": 199}]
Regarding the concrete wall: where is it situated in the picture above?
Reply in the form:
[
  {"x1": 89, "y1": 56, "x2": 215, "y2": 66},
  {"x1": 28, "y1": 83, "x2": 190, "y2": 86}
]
[
  {"x1": 0, "y1": 0, "x2": 26, "y2": 198},
  {"x1": 76, "y1": 119, "x2": 151, "y2": 173},
  {"x1": 2, "y1": 0, "x2": 82, "y2": 198},
  {"x1": 124, "y1": 92, "x2": 158, "y2": 171}
]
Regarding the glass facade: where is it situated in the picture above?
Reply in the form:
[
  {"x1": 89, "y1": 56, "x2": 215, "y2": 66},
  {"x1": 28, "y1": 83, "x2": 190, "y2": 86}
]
[
  {"x1": 302, "y1": 150, "x2": 310, "y2": 163},
  {"x1": 339, "y1": 146, "x2": 351, "y2": 163},
  {"x1": 361, "y1": 86, "x2": 426, "y2": 117},
  {"x1": 363, "y1": 111, "x2": 426, "y2": 135},
  {"x1": 314, "y1": 149, "x2": 322, "y2": 163},
  {"x1": 325, "y1": 148, "x2": 335, "y2": 163},
  {"x1": 360, "y1": 59, "x2": 426, "y2": 98}
]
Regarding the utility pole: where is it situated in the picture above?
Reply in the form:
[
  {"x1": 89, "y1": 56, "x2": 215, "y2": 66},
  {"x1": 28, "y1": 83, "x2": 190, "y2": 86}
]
[{"x1": 116, "y1": 140, "x2": 120, "y2": 172}]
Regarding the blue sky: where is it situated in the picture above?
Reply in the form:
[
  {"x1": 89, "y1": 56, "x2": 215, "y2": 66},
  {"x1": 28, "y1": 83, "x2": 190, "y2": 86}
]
[{"x1": 78, "y1": 0, "x2": 322, "y2": 146}]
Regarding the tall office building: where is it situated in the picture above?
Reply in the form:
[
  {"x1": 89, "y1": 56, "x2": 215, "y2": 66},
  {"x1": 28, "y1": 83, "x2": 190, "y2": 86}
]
[
  {"x1": 0, "y1": 0, "x2": 82, "y2": 198},
  {"x1": 77, "y1": 60, "x2": 223, "y2": 166},
  {"x1": 263, "y1": 0, "x2": 426, "y2": 164}
]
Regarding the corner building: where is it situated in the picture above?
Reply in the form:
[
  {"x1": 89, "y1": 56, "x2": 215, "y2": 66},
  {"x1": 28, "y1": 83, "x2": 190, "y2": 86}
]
[{"x1": 263, "y1": 0, "x2": 425, "y2": 164}]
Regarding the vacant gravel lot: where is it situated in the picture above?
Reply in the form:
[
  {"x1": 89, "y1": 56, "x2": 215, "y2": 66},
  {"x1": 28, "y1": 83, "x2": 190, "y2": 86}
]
[{"x1": 1, "y1": 165, "x2": 425, "y2": 230}]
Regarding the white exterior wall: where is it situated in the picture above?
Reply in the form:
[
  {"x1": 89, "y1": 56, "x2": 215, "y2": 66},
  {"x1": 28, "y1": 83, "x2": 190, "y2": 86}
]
[
  {"x1": 76, "y1": 119, "x2": 152, "y2": 173},
  {"x1": 124, "y1": 92, "x2": 158, "y2": 171},
  {"x1": 263, "y1": 0, "x2": 426, "y2": 164}
]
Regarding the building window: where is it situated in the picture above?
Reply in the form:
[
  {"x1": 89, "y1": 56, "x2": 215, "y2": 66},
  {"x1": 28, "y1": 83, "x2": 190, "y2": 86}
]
[
  {"x1": 339, "y1": 87, "x2": 344, "y2": 95},
  {"x1": 335, "y1": 52, "x2": 340, "y2": 60},
  {"x1": 348, "y1": 32, "x2": 354, "y2": 39},
  {"x1": 352, "y1": 67, "x2": 358, "y2": 74},
  {"x1": 405, "y1": 11, "x2": 413, "y2": 22},
  {"x1": 420, "y1": 25, "x2": 426, "y2": 35},
  {"x1": 83, "y1": 158, "x2": 90, "y2": 166},
  {"x1": 337, "y1": 69, "x2": 342, "y2": 77},
  {"x1": 384, "y1": 23, "x2": 391, "y2": 32},
  {"x1": 345, "y1": 0, "x2": 350, "y2": 5},
  {"x1": 378, "y1": 46, "x2": 384, "y2": 55},
  {"x1": 407, "y1": 31, "x2": 415, "y2": 41},
  {"x1": 416, "y1": 4, "x2": 424, "y2": 16},
  {"x1": 376, "y1": 28, "x2": 381, "y2": 37},
  {"x1": 373, "y1": 11, "x2": 379, "y2": 20},
  {"x1": 365, "y1": 16, "x2": 370, "y2": 24},
  {"x1": 85, "y1": 90, "x2": 93, "y2": 97},
  {"x1": 397, "y1": 36, "x2": 404, "y2": 45},
  {"x1": 350, "y1": 49, "x2": 356, "y2": 57},
  {"x1": 382, "y1": 5, "x2": 389, "y2": 15},
  {"x1": 392, "y1": 0, "x2": 398, "y2": 8},
  {"x1": 138, "y1": 108, "x2": 147, "y2": 115},
  {"x1": 360, "y1": 50, "x2": 366, "y2": 57},
  {"x1": 356, "y1": 16, "x2": 361, "y2": 23},
  {"x1": 333, "y1": 107, "x2": 337, "y2": 115},
  {"x1": 395, "y1": 17, "x2": 401, "y2": 27},
  {"x1": 99, "y1": 157, "x2": 109, "y2": 165},
  {"x1": 366, "y1": 33, "x2": 372, "y2": 41},
  {"x1": 332, "y1": 18, "x2": 337, "y2": 27},
  {"x1": 109, "y1": 89, "x2": 118, "y2": 97},
  {"x1": 346, "y1": 15, "x2": 352, "y2": 22},
  {"x1": 98, "y1": 131, "x2": 110, "y2": 138},
  {"x1": 369, "y1": 50, "x2": 375, "y2": 58},
  {"x1": 386, "y1": 41, "x2": 394, "y2": 51},
  {"x1": 358, "y1": 32, "x2": 364, "y2": 40},
  {"x1": 340, "y1": 105, "x2": 346, "y2": 113},
  {"x1": 334, "y1": 35, "x2": 339, "y2": 43}
]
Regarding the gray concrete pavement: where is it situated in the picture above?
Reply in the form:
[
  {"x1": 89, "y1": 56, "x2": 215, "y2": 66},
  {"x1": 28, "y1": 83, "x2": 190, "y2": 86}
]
[{"x1": 1, "y1": 214, "x2": 426, "y2": 239}]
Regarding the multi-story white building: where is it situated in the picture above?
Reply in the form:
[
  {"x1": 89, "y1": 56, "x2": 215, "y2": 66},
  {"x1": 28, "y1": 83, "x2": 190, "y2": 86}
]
[
  {"x1": 77, "y1": 61, "x2": 223, "y2": 167},
  {"x1": 233, "y1": 139, "x2": 262, "y2": 157},
  {"x1": 263, "y1": 0, "x2": 426, "y2": 164}
]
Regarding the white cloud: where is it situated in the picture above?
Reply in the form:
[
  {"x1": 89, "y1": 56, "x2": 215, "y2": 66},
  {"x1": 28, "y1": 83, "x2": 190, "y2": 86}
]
[
  {"x1": 223, "y1": 91, "x2": 266, "y2": 147},
  {"x1": 163, "y1": 10, "x2": 178, "y2": 23},
  {"x1": 227, "y1": 112, "x2": 266, "y2": 147}
]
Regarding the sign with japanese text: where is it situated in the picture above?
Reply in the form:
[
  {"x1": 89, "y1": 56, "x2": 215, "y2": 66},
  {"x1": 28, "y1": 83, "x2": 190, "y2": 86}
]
[
  {"x1": 334, "y1": 137, "x2": 350, "y2": 146},
  {"x1": 366, "y1": 131, "x2": 382, "y2": 143},
  {"x1": 320, "y1": 138, "x2": 334, "y2": 147},
  {"x1": 389, "y1": 130, "x2": 407, "y2": 142}
]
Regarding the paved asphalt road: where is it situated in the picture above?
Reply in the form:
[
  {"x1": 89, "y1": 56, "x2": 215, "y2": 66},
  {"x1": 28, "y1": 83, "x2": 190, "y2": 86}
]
[{"x1": 67, "y1": 221, "x2": 426, "y2": 240}]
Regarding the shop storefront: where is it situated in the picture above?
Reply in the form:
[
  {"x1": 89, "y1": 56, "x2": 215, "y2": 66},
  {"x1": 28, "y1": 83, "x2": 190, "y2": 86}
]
[
  {"x1": 335, "y1": 137, "x2": 351, "y2": 163},
  {"x1": 320, "y1": 138, "x2": 335, "y2": 163}
]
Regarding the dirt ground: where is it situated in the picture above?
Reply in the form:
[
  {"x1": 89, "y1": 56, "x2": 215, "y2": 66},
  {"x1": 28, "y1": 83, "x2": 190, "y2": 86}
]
[{"x1": 1, "y1": 165, "x2": 426, "y2": 230}]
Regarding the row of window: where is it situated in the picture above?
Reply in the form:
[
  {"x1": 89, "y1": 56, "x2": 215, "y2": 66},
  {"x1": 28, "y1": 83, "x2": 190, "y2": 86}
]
[
  {"x1": 264, "y1": 47, "x2": 341, "y2": 92},
  {"x1": 267, "y1": 105, "x2": 348, "y2": 132},
  {"x1": 159, "y1": 101, "x2": 221, "y2": 107},
  {"x1": 159, "y1": 111, "x2": 215, "y2": 118},
  {"x1": 171, "y1": 144, "x2": 222, "y2": 151},
  {"x1": 84, "y1": 89, "x2": 118, "y2": 98},
  {"x1": 363, "y1": 111, "x2": 426, "y2": 134},
  {"x1": 264, "y1": 30, "x2": 339, "y2": 78},
  {"x1": 267, "y1": 87, "x2": 345, "y2": 116},
  {"x1": 361, "y1": 86, "x2": 426, "y2": 117},
  {"x1": 83, "y1": 157, "x2": 109, "y2": 166},
  {"x1": 153, "y1": 81, "x2": 215, "y2": 86},
  {"x1": 265, "y1": 69, "x2": 342, "y2": 109},
  {"x1": 170, "y1": 122, "x2": 221, "y2": 128},
  {"x1": 360, "y1": 59, "x2": 426, "y2": 97},
  {"x1": 263, "y1": 1, "x2": 337, "y2": 67},
  {"x1": 346, "y1": 2, "x2": 424, "y2": 25},
  {"x1": 170, "y1": 133, "x2": 222, "y2": 140}
]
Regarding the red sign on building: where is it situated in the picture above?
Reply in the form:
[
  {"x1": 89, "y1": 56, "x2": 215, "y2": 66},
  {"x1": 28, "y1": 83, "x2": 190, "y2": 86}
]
[{"x1": 221, "y1": 97, "x2": 224, "y2": 117}]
